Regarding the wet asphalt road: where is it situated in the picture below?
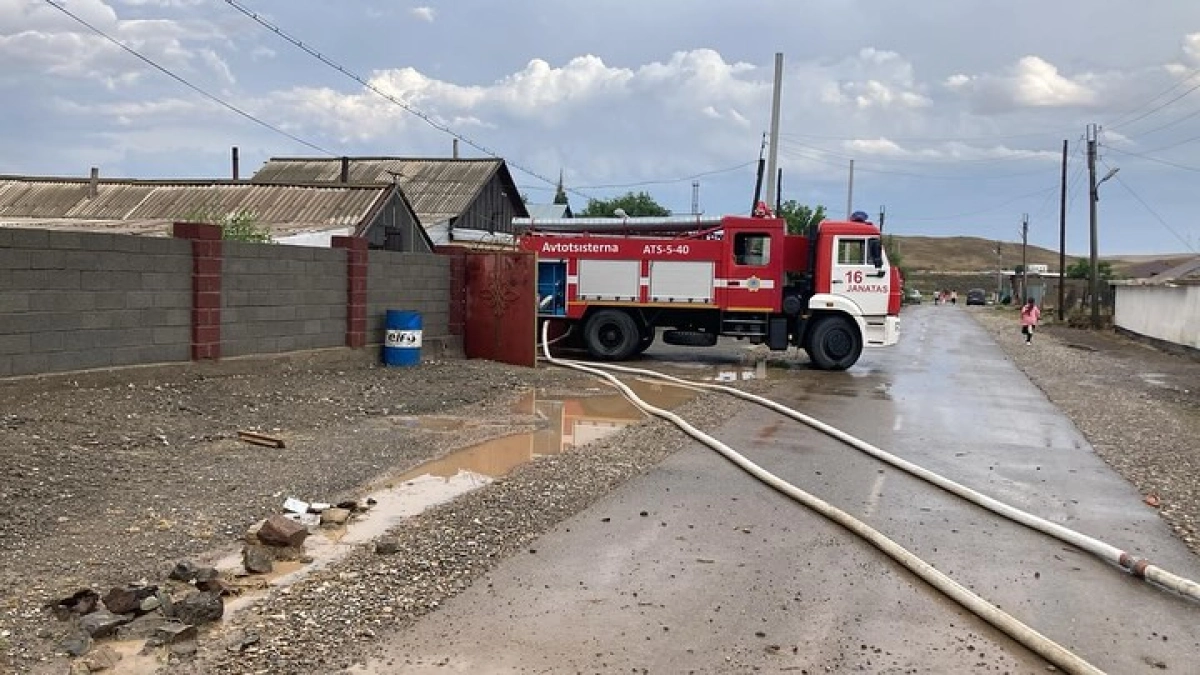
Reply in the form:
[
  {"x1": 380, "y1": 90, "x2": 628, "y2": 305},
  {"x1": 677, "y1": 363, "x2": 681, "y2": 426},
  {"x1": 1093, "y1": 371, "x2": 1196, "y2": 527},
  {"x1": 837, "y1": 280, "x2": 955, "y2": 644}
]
[{"x1": 355, "y1": 306, "x2": 1200, "y2": 674}]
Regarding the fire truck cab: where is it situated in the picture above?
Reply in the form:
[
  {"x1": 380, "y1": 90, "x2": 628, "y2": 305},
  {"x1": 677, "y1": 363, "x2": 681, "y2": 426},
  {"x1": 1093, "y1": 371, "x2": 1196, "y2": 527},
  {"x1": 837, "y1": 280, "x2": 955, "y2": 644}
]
[{"x1": 519, "y1": 212, "x2": 900, "y2": 370}]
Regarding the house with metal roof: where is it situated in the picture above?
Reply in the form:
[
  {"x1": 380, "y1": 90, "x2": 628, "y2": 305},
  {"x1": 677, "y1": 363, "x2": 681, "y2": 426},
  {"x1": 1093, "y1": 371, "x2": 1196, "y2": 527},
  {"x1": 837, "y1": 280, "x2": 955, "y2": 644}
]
[
  {"x1": 251, "y1": 157, "x2": 529, "y2": 246},
  {"x1": 0, "y1": 174, "x2": 430, "y2": 251}
]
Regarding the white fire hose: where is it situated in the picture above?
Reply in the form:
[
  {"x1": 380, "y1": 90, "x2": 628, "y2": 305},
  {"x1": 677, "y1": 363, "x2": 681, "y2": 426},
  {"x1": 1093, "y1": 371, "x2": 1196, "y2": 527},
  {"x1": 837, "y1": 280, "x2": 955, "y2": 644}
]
[{"x1": 539, "y1": 323, "x2": 1107, "y2": 675}]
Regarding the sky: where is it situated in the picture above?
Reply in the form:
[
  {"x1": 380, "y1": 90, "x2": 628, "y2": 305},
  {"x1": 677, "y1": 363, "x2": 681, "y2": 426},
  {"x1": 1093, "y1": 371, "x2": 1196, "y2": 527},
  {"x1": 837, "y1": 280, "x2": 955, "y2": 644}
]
[{"x1": 2, "y1": 0, "x2": 1200, "y2": 256}]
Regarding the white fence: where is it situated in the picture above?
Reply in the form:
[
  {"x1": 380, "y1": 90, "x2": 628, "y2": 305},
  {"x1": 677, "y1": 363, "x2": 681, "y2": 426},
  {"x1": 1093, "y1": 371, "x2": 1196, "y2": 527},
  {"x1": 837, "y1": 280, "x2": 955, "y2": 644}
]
[{"x1": 1113, "y1": 284, "x2": 1200, "y2": 350}]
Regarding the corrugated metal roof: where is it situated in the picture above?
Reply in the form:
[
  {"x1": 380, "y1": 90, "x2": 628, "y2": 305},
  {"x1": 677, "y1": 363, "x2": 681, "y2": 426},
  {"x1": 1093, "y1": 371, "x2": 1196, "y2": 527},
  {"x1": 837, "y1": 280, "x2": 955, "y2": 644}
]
[
  {"x1": 252, "y1": 157, "x2": 511, "y2": 224},
  {"x1": 523, "y1": 203, "x2": 571, "y2": 219},
  {"x1": 0, "y1": 177, "x2": 392, "y2": 236}
]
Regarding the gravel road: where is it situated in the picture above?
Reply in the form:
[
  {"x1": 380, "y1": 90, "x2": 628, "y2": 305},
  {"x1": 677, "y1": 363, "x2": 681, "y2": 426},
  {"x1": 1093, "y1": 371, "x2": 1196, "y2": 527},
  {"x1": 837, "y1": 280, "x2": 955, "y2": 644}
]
[{"x1": 1, "y1": 309, "x2": 1196, "y2": 674}]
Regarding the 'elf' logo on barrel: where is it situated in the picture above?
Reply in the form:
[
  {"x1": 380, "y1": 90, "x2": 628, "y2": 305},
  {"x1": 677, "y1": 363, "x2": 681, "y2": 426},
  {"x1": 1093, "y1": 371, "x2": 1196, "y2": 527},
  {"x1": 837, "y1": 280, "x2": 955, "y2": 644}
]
[{"x1": 385, "y1": 330, "x2": 422, "y2": 347}]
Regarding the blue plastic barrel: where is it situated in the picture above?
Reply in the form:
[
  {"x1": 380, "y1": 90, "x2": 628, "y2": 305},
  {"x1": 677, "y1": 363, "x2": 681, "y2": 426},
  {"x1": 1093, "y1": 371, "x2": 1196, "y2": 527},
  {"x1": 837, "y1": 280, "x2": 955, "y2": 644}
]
[{"x1": 383, "y1": 310, "x2": 422, "y2": 366}]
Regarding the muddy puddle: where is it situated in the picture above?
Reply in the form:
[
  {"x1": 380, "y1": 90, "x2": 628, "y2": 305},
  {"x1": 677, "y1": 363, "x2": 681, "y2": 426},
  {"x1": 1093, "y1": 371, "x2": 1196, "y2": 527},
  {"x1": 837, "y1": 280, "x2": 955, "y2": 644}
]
[{"x1": 206, "y1": 380, "x2": 698, "y2": 623}]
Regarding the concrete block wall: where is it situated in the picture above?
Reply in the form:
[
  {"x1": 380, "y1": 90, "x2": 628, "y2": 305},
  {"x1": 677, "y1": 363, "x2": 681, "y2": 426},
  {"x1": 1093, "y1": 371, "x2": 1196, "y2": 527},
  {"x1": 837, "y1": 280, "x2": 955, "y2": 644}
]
[
  {"x1": 222, "y1": 242, "x2": 348, "y2": 357},
  {"x1": 0, "y1": 228, "x2": 192, "y2": 377},
  {"x1": 367, "y1": 252, "x2": 451, "y2": 346}
]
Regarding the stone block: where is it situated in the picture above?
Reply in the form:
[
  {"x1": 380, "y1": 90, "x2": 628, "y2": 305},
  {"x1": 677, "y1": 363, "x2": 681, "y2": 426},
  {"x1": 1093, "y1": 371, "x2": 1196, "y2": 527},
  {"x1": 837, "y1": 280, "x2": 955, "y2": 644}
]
[{"x1": 257, "y1": 514, "x2": 309, "y2": 547}]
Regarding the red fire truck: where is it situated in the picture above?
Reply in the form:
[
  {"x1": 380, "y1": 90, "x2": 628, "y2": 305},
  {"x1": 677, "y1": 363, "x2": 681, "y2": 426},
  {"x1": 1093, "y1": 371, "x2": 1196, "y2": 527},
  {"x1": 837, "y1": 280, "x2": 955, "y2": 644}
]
[{"x1": 517, "y1": 207, "x2": 901, "y2": 370}]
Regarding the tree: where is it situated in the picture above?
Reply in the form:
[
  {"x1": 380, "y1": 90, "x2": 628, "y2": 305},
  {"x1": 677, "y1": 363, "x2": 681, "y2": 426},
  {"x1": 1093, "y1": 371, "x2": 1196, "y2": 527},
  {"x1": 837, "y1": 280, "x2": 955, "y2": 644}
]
[
  {"x1": 579, "y1": 191, "x2": 670, "y2": 217},
  {"x1": 1066, "y1": 259, "x2": 1114, "y2": 279},
  {"x1": 185, "y1": 206, "x2": 272, "y2": 243},
  {"x1": 775, "y1": 200, "x2": 826, "y2": 235}
]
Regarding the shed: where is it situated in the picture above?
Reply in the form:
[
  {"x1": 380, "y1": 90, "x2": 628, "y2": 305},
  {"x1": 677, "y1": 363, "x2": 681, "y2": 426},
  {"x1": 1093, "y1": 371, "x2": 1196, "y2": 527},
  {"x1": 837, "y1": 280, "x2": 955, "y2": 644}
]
[
  {"x1": 251, "y1": 157, "x2": 529, "y2": 245},
  {"x1": 0, "y1": 175, "x2": 430, "y2": 251}
]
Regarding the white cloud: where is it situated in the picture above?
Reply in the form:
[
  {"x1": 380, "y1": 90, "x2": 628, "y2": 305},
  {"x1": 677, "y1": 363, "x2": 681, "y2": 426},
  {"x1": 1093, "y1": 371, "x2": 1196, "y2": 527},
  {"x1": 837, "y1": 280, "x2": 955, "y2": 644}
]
[
  {"x1": 946, "y1": 55, "x2": 1095, "y2": 113},
  {"x1": 410, "y1": 6, "x2": 435, "y2": 22},
  {"x1": 0, "y1": 1, "x2": 233, "y2": 88}
]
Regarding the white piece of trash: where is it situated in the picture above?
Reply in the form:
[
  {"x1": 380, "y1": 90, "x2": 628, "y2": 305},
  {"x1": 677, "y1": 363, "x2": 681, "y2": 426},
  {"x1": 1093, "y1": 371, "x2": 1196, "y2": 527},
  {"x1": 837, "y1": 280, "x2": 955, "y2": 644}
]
[{"x1": 283, "y1": 497, "x2": 309, "y2": 514}]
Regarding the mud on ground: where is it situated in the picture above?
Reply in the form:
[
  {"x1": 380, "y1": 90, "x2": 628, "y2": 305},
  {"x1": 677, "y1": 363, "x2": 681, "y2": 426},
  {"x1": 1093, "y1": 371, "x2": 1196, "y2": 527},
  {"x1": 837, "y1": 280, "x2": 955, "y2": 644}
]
[{"x1": 0, "y1": 349, "x2": 605, "y2": 672}]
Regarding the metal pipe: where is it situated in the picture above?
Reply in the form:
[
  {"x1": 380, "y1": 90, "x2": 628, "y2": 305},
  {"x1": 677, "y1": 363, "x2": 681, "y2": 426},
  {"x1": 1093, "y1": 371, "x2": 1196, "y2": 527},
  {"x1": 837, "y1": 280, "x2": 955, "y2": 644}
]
[{"x1": 516, "y1": 215, "x2": 724, "y2": 234}]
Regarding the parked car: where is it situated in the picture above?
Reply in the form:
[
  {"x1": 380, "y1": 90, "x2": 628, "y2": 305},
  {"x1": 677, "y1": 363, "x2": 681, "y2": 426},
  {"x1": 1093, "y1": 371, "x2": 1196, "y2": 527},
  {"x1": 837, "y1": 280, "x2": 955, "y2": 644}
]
[
  {"x1": 966, "y1": 288, "x2": 987, "y2": 306},
  {"x1": 905, "y1": 288, "x2": 923, "y2": 304}
]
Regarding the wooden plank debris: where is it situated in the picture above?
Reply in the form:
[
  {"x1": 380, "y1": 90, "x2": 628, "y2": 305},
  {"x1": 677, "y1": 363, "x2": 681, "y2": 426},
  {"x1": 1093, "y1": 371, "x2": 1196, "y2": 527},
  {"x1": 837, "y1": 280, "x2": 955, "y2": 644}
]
[{"x1": 237, "y1": 431, "x2": 286, "y2": 448}]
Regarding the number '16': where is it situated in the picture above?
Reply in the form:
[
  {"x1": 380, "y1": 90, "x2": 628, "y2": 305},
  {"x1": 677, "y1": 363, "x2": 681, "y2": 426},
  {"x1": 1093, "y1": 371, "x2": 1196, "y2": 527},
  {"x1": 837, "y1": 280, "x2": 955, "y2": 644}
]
[{"x1": 844, "y1": 270, "x2": 864, "y2": 284}]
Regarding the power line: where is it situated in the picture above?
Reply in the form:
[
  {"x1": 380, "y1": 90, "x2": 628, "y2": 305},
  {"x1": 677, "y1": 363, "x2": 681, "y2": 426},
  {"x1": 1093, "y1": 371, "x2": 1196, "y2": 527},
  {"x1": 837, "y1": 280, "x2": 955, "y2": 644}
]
[
  {"x1": 779, "y1": 136, "x2": 1057, "y2": 167},
  {"x1": 222, "y1": 0, "x2": 595, "y2": 200},
  {"x1": 575, "y1": 161, "x2": 756, "y2": 189},
  {"x1": 1103, "y1": 145, "x2": 1200, "y2": 172},
  {"x1": 900, "y1": 186, "x2": 1058, "y2": 221},
  {"x1": 1105, "y1": 68, "x2": 1200, "y2": 128},
  {"x1": 41, "y1": 0, "x2": 334, "y2": 156},
  {"x1": 1109, "y1": 72, "x2": 1200, "y2": 132},
  {"x1": 1101, "y1": 159, "x2": 1196, "y2": 252},
  {"x1": 777, "y1": 145, "x2": 1053, "y2": 181},
  {"x1": 778, "y1": 127, "x2": 1074, "y2": 144}
]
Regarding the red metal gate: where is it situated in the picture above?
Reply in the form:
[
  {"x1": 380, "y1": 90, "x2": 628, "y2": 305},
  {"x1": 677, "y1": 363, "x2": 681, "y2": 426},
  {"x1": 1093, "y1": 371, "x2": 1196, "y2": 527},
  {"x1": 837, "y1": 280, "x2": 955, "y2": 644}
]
[{"x1": 463, "y1": 250, "x2": 536, "y2": 367}]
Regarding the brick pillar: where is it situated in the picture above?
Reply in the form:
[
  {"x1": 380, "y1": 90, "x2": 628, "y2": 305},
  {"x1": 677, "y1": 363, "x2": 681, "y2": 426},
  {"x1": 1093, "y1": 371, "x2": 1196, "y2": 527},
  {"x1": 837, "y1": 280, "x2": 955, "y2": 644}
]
[
  {"x1": 172, "y1": 222, "x2": 223, "y2": 360},
  {"x1": 333, "y1": 236, "x2": 368, "y2": 348},
  {"x1": 435, "y1": 246, "x2": 467, "y2": 337}
]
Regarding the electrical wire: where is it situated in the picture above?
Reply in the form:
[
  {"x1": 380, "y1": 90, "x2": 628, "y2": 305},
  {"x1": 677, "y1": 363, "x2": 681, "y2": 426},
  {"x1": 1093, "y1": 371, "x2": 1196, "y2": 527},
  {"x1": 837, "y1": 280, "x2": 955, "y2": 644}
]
[
  {"x1": 1103, "y1": 146, "x2": 1200, "y2": 173},
  {"x1": 575, "y1": 160, "x2": 757, "y2": 189},
  {"x1": 778, "y1": 145, "x2": 1053, "y2": 181},
  {"x1": 778, "y1": 127, "x2": 1075, "y2": 144},
  {"x1": 221, "y1": 0, "x2": 599, "y2": 201},
  {"x1": 1100, "y1": 159, "x2": 1197, "y2": 252},
  {"x1": 1108, "y1": 72, "x2": 1200, "y2": 132},
  {"x1": 41, "y1": 0, "x2": 335, "y2": 156},
  {"x1": 900, "y1": 185, "x2": 1059, "y2": 221},
  {"x1": 779, "y1": 136, "x2": 1058, "y2": 170}
]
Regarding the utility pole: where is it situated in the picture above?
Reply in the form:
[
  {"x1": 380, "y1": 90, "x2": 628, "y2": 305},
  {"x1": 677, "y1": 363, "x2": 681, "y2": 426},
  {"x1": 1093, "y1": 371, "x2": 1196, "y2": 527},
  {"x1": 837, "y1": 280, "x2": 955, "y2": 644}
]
[
  {"x1": 846, "y1": 159, "x2": 855, "y2": 218},
  {"x1": 1058, "y1": 139, "x2": 1068, "y2": 321},
  {"x1": 1021, "y1": 214, "x2": 1029, "y2": 303},
  {"x1": 1087, "y1": 124, "x2": 1100, "y2": 329},
  {"x1": 763, "y1": 53, "x2": 783, "y2": 210},
  {"x1": 878, "y1": 205, "x2": 886, "y2": 232},
  {"x1": 995, "y1": 241, "x2": 1003, "y2": 299},
  {"x1": 691, "y1": 181, "x2": 700, "y2": 216}
]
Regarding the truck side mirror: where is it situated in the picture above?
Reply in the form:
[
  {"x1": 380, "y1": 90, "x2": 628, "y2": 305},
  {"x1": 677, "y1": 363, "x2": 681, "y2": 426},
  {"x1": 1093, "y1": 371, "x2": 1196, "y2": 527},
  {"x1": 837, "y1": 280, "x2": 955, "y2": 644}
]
[{"x1": 868, "y1": 239, "x2": 883, "y2": 269}]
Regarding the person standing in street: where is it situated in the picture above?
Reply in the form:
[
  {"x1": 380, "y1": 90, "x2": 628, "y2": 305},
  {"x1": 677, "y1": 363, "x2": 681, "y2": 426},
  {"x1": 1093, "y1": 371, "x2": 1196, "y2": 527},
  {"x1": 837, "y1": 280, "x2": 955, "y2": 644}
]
[{"x1": 1020, "y1": 298, "x2": 1041, "y2": 345}]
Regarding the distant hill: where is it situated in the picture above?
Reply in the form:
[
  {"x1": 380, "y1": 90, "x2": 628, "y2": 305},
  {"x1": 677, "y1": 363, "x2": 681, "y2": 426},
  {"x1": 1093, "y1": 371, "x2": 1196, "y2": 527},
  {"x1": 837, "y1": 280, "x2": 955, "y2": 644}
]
[{"x1": 887, "y1": 235, "x2": 1190, "y2": 276}]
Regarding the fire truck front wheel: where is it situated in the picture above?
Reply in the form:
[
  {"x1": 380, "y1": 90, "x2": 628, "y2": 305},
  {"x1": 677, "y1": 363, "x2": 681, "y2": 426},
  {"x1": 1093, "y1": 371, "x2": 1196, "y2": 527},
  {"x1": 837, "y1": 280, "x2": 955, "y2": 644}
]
[
  {"x1": 806, "y1": 316, "x2": 862, "y2": 370},
  {"x1": 584, "y1": 310, "x2": 640, "y2": 360}
]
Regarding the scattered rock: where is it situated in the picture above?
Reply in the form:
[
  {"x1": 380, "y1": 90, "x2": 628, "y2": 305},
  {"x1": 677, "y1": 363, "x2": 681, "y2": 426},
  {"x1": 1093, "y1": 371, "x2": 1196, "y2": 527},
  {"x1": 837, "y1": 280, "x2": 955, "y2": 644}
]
[
  {"x1": 375, "y1": 537, "x2": 400, "y2": 555},
  {"x1": 154, "y1": 590, "x2": 174, "y2": 619},
  {"x1": 168, "y1": 640, "x2": 198, "y2": 657},
  {"x1": 196, "y1": 577, "x2": 234, "y2": 595},
  {"x1": 192, "y1": 567, "x2": 219, "y2": 584},
  {"x1": 168, "y1": 560, "x2": 199, "y2": 582},
  {"x1": 51, "y1": 589, "x2": 100, "y2": 620},
  {"x1": 244, "y1": 520, "x2": 265, "y2": 545},
  {"x1": 243, "y1": 544, "x2": 275, "y2": 574},
  {"x1": 79, "y1": 610, "x2": 133, "y2": 638},
  {"x1": 223, "y1": 629, "x2": 260, "y2": 653},
  {"x1": 115, "y1": 613, "x2": 170, "y2": 641},
  {"x1": 80, "y1": 644, "x2": 121, "y2": 671},
  {"x1": 155, "y1": 622, "x2": 198, "y2": 644},
  {"x1": 59, "y1": 631, "x2": 92, "y2": 657},
  {"x1": 172, "y1": 591, "x2": 224, "y2": 626},
  {"x1": 139, "y1": 595, "x2": 161, "y2": 613},
  {"x1": 102, "y1": 584, "x2": 157, "y2": 615},
  {"x1": 257, "y1": 514, "x2": 309, "y2": 547},
  {"x1": 320, "y1": 507, "x2": 352, "y2": 527}
]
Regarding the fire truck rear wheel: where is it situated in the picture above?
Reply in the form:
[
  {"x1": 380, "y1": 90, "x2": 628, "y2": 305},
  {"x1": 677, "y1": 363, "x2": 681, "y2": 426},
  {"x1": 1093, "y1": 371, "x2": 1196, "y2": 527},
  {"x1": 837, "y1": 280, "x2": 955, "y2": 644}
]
[
  {"x1": 584, "y1": 310, "x2": 640, "y2": 360},
  {"x1": 807, "y1": 316, "x2": 862, "y2": 370}
]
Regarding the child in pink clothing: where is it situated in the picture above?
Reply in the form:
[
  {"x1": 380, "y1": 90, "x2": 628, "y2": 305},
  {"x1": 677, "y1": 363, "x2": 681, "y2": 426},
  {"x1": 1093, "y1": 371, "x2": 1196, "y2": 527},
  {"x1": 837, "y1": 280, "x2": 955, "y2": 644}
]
[{"x1": 1020, "y1": 298, "x2": 1041, "y2": 344}]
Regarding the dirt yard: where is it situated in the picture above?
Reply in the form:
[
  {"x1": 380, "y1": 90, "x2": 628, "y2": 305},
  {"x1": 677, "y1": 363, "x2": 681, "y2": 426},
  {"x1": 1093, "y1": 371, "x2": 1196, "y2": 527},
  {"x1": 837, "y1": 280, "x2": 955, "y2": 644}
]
[{"x1": 1, "y1": 314, "x2": 1196, "y2": 674}]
